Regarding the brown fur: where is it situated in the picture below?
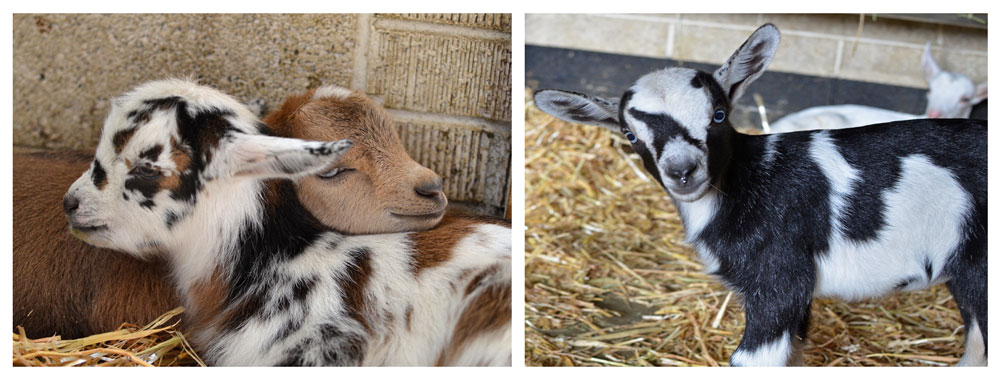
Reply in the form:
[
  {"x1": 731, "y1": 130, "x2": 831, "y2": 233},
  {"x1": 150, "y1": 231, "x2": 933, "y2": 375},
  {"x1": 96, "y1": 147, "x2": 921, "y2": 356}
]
[
  {"x1": 159, "y1": 138, "x2": 192, "y2": 191},
  {"x1": 12, "y1": 147, "x2": 179, "y2": 338},
  {"x1": 264, "y1": 88, "x2": 448, "y2": 234},
  {"x1": 341, "y1": 249, "x2": 375, "y2": 334},
  {"x1": 436, "y1": 268, "x2": 512, "y2": 366},
  {"x1": 112, "y1": 127, "x2": 137, "y2": 154},
  {"x1": 409, "y1": 213, "x2": 510, "y2": 275},
  {"x1": 187, "y1": 269, "x2": 227, "y2": 334}
]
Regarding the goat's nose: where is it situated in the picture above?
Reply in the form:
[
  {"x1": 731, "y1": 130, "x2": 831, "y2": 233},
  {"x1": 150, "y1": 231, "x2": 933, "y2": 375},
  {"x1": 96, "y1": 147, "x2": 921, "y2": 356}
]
[
  {"x1": 63, "y1": 194, "x2": 80, "y2": 214},
  {"x1": 667, "y1": 162, "x2": 698, "y2": 185},
  {"x1": 415, "y1": 178, "x2": 444, "y2": 198}
]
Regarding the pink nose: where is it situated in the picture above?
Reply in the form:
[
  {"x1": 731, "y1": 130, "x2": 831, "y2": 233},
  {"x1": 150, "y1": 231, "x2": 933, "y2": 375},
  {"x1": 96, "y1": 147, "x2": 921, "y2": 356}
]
[{"x1": 927, "y1": 110, "x2": 942, "y2": 118}]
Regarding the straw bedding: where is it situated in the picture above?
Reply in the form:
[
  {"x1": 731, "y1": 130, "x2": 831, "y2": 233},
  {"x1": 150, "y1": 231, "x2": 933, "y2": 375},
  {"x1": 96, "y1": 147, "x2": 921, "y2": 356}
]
[
  {"x1": 524, "y1": 89, "x2": 965, "y2": 366},
  {"x1": 13, "y1": 307, "x2": 204, "y2": 367}
]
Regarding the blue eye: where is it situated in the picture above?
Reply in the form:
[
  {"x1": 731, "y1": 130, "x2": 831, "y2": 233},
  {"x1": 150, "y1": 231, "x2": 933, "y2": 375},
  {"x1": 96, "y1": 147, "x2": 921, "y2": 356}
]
[
  {"x1": 713, "y1": 109, "x2": 726, "y2": 124},
  {"x1": 624, "y1": 130, "x2": 637, "y2": 143}
]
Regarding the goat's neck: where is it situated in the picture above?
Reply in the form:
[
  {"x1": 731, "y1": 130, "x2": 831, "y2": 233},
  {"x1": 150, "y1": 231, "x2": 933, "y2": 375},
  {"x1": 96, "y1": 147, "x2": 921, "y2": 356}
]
[
  {"x1": 168, "y1": 180, "x2": 264, "y2": 291},
  {"x1": 675, "y1": 128, "x2": 768, "y2": 242},
  {"x1": 168, "y1": 179, "x2": 332, "y2": 303}
]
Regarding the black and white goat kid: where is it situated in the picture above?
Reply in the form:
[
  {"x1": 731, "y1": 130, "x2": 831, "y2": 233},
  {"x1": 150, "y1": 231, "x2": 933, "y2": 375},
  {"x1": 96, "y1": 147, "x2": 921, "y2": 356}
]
[{"x1": 534, "y1": 24, "x2": 986, "y2": 366}]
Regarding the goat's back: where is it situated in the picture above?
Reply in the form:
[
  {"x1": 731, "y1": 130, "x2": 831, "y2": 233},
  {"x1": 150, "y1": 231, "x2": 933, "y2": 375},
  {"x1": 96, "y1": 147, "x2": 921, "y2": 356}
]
[
  {"x1": 769, "y1": 104, "x2": 920, "y2": 133},
  {"x1": 13, "y1": 148, "x2": 179, "y2": 338},
  {"x1": 828, "y1": 118, "x2": 986, "y2": 199}
]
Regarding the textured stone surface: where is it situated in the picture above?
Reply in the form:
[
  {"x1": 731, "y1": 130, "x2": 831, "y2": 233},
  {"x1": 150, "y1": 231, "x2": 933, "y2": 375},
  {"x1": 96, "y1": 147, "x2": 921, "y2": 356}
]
[
  {"x1": 767, "y1": 33, "x2": 841, "y2": 78},
  {"x1": 839, "y1": 43, "x2": 930, "y2": 88},
  {"x1": 14, "y1": 14, "x2": 357, "y2": 149},
  {"x1": 681, "y1": 13, "x2": 761, "y2": 27},
  {"x1": 526, "y1": 14, "x2": 672, "y2": 58},
  {"x1": 525, "y1": 14, "x2": 986, "y2": 90},
  {"x1": 379, "y1": 13, "x2": 511, "y2": 32},
  {"x1": 941, "y1": 24, "x2": 989, "y2": 52},
  {"x1": 760, "y1": 14, "x2": 857, "y2": 37},
  {"x1": 853, "y1": 16, "x2": 940, "y2": 45},
  {"x1": 673, "y1": 24, "x2": 755, "y2": 64},
  {"x1": 367, "y1": 23, "x2": 511, "y2": 122}
]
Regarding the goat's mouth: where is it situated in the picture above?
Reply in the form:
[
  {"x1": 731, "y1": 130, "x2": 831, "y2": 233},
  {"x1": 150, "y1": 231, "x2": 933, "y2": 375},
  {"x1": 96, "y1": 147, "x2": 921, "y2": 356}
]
[
  {"x1": 391, "y1": 209, "x2": 446, "y2": 220},
  {"x1": 68, "y1": 223, "x2": 108, "y2": 244},
  {"x1": 666, "y1": 180, "x2": 710, "y2": 202},
  {"x1": 69, "y1": 223, "x2": 108, "y2": 233}
]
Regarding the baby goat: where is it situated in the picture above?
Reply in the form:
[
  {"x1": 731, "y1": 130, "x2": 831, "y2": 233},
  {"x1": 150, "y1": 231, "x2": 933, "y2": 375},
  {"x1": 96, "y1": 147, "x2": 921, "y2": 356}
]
[
  {"x1": 14, "y1": 148, "x2": 180, "y2": 338},
  {"x1": 534, "y1": 24, "x2": 986, "y2": 366},
  {"x1": 62, "y1": 79, "x2": 511, "y2": 366},
  {"x1": 769, "y1": 43, "x2": 987, "y2": 133}
]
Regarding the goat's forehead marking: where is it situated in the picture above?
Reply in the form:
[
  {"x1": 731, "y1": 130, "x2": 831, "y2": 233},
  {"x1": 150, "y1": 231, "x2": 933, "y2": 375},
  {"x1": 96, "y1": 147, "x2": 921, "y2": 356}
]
[{"x1": 623, "y1": 68, "x2": 716, "y2": 143}]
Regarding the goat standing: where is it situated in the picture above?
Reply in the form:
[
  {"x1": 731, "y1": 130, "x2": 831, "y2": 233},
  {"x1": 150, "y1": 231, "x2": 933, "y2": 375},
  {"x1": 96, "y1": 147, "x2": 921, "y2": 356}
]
[{"x1": 534, "y1": 24, "x2": 986, "y2": 366}]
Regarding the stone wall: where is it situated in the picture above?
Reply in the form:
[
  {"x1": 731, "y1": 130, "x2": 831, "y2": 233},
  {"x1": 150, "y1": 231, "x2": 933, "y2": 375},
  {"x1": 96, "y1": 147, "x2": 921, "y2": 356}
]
[
  {"x1": 13, "y1": 13, "x2": 512, "y2": 216},
  {"x1": 526, "y1": 14, "x2": 987, "y2": 89}
]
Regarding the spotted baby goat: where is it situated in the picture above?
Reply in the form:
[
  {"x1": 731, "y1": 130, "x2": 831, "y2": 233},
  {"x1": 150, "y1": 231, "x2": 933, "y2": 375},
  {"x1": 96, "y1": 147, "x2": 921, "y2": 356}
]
[
  {"x1": 63, "y1": 79, "x2": 511, "y2": 366},
  {"x1": 534, "y1": 24, "x2": 986, "y2": 366},
  {"x1": 769, "y1": 43, "x2": 987, "y2": 133}
]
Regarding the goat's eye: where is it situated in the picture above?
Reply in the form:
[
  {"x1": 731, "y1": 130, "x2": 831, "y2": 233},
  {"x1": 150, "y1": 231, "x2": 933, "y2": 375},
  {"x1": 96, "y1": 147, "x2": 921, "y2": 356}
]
[
  {"x1": 623, "y1": 130, "x2": 638, "y2": 143},
  {"x1": 713, "y1": 109, "x2": 726, "y2": 124},
  {"x1": 317, "y1": 167, "x2": 353, "y2": 180},
  {"x1": 960, "y1": 96, "x2": 971, "y2": 103},
  {"x1": 132, "y1": 164, "x2": 161, "y2": 179}
]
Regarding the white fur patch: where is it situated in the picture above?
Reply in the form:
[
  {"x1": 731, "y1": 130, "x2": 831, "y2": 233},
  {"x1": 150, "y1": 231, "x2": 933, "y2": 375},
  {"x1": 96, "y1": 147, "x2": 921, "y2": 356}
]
[
  {"x1": 762, "y1": 133, "x2": 781, "y2": 164},
  {"x1": 730, "y1": 331, "x2": 793, "y2": 366},
  {"x1": 770, "y1": 105, "x2": 919, "y2": 133},
  {"x1": 957, "y1": 318, "x2": 987, "y2": 366},
  {"x1": 814, "y1": 154, "x2": 971, "y2": 301},
  {"x1": 809, "y1": 131, "x2": 860, "y2": 237}
]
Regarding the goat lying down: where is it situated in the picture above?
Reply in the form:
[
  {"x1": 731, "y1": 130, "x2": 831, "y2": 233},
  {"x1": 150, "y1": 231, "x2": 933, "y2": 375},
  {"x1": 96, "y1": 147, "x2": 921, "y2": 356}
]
[
  {"x1": 60, "y1": 79, "x2": 511, "y2": 366},
  {"x1": 768, "y1": 43, "x2": 987, "y2": 133},
  {"x1": 534, "y1": 24, "x2": 986, "y2": 366},
  {"x1": 14, "y1": 148, "x2": 181, "y2": 338},
  {"x1": 14, "y1": 90, "x2": 461, "y2": 340}
]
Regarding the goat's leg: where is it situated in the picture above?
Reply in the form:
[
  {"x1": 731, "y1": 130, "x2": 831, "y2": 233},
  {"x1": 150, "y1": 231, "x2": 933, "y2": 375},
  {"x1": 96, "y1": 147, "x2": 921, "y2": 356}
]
[
  {"x1": 946, "y1": 238, "x2": 987, "y2": 366},
  {"x1": 729, "y1": 284, "x2": 812, "y2": 366}
]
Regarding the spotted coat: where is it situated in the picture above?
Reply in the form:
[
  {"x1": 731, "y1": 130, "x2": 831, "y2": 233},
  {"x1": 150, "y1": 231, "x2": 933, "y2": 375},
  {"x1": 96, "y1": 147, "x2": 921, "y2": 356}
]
[{"x1": 63, "y1": 79, "x2": 511, "y2": 366}]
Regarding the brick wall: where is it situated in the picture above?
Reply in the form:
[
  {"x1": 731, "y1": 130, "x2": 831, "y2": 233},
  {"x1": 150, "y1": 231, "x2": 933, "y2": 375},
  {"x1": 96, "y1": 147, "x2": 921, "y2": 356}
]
[
  {"x1": 526, "y1": 14, "x2": 986, "y2": 89},
  {"x1": 13, "y1": 13, "x2": 512, "y2": 216}
]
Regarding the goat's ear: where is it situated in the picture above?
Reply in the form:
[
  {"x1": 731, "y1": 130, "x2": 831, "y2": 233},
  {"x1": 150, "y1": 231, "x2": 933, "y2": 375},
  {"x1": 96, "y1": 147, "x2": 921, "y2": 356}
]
[
  {"x1": 533, "y1": 89, "x2": 621, "y2": 131},
  {"x1": 215, "y1": 133, "x2": 353, "y2": 179},
  {"x1": 972, "y1": 81, "x2": 988, "y2": 105},
  {"x1": 922, "y1": 43, "x2": 942, "y2": 82},
  {"x1": 714, "y1": 23, "x2": 780, "y2": 103}
]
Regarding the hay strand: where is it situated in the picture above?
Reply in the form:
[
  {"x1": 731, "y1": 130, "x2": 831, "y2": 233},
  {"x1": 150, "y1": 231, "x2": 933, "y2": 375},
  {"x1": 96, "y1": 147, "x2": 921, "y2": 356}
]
[{"x1": 13, "y1": 307, "x2": 205, "y2": 367}]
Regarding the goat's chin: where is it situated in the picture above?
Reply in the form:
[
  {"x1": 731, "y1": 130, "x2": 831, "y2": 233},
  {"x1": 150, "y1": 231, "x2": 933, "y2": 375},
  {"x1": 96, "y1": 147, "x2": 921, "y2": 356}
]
[
  {"x1": 390, "y1": 210, "x2": 445, "y2": 232},
  {"x1": 666, "y1": 182, "x2": 711, "y2": 203}
]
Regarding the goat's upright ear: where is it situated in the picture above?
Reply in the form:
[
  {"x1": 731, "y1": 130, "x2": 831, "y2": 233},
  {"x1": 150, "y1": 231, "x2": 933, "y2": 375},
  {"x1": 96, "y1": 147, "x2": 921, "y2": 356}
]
[
  {"x1": 533, "y1": 89, "x2": 621, "y2": 131},
  {"x1": 972, "y1": 81, "x2": 988, "y2": 105},
  {"x1": 714, "y1": 23, "x2": 780, "y2": 103},
  {"x1": 213, "y1": 133, "x2": 353, "y2": 180},
  {"x1": 922, "y1": 43, "x2": 943, "y2": 82}
]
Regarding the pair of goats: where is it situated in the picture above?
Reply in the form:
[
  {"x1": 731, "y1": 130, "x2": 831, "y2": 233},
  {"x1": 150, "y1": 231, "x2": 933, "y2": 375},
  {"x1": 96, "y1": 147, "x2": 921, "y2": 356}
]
[
  {"x1": 535, "y1": 24, "x2": 986, "y2": 366},
  {"x1": 19, "y1": 81, "x2": 511, "y2": 366}
]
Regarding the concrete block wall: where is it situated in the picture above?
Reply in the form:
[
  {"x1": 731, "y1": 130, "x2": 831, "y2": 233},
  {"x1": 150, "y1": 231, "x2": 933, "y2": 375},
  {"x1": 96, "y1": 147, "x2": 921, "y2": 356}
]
[
  {"x1": 526, "y1": 14, "x2": 987, "y2": 90},
  {"x1": 13, "y1": 13, "x2": 512, "y2": 216}
]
